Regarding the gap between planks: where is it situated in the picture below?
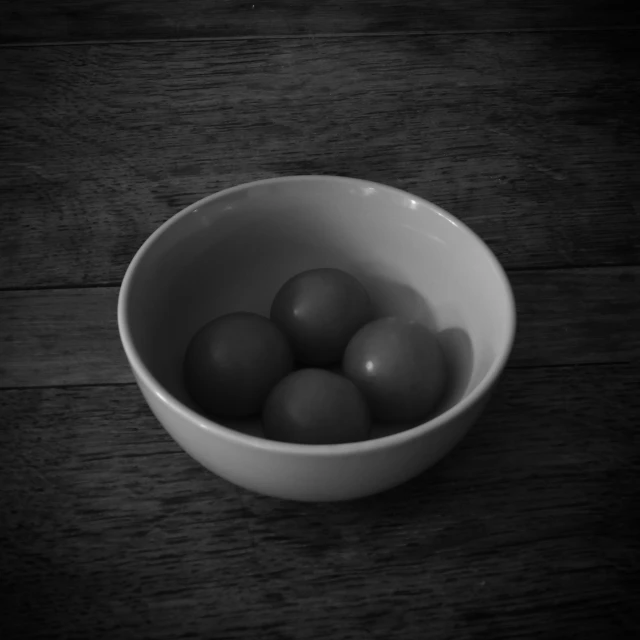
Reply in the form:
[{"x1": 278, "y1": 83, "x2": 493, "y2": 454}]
[
  {"x1": 1, "y1": 263, "x2": 638, "y2": 295},
  {"x1": 2, "y1": 25, "x2": 640, "y2": 49},
  {"x1": 0, "y1": 361, "x2": 634, "y2": 393}
]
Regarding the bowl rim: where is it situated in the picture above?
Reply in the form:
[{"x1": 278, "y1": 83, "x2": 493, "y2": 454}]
[{"x1": 117, "y1": 175, "x2": 516, "y2": 457}]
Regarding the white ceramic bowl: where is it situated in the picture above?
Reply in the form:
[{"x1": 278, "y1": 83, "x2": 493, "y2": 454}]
[{"x1": 118, "y1": 176, "x2": 516, "y2": 501}]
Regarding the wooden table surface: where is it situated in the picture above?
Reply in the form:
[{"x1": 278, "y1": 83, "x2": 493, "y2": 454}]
[{"x1": 1, "y1": 2, "x2": 639, "y2": 638}]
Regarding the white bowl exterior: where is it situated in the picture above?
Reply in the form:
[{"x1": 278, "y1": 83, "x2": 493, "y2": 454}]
[
  {"x1": 119, "y1": 176, "x2": 515, "y2": 501},
  {"x1": 135, "y1": 370, "x2": 493, "y2": 501}
]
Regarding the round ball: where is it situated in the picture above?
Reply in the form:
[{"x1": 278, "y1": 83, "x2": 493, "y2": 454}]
[
  {"x1": 184, "y1": 312, "x2": 293, "y2": 418},
  {"x1": 263, "y1": 369, "x2": 371, "y2": 445},
  {"x1": 270, "y1": 268, "x2": 372, "y2": 366},
  {"x1": 343, "y1": 317, "x2": 446, "y2": 423}
]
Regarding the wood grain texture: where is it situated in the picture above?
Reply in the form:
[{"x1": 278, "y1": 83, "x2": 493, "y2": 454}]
[
  {"x1": 1, "y1": 267, "x2": 638, "y2": 388},
  {"x1": 1, "y1": 1, "x2": 639, "y2": 44},
  {"x1": 1, "y1": 32, "x2": 639, "y2": 289},
  {"x1": 0, "y1": 288, "x2": 129, "y2": 388},
  {"x1": 1, "y1": 364, "x2": 638, "y2": 639}
]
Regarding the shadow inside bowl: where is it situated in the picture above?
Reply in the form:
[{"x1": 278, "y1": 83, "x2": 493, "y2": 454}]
[
  {"x1": 434, "y1": 326, "x2": 475, "y2": 414},
  {"x1": 357, "y1": 270, "x2": 438, "y2": 331}
]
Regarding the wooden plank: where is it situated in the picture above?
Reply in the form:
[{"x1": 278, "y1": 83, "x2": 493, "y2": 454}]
[
  {"x1": 0, "y1": 364, "x2": 638, "y2": 639},
  {"x1": 0, "y1": 288, "x2": 129, "y2": 388},
  {"x1": 1, "y1": 33, "x2": 639, "y2": 289},
  {"x1": 1, "y1": 1, "x2": 639, "y2": 44},
  {"x1": 1, "y1": 267, "x2": 639, "y2": 388},
  {"x1": 512, "y1": 267, "x2": 640, "y2": 367}
]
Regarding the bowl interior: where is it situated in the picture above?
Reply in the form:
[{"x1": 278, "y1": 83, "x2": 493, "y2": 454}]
[{"x1": 123, "y1": 177, "x2": 513, "y2": 439}]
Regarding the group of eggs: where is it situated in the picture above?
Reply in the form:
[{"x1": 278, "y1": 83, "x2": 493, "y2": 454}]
[{"x1": 183, "y1": 268, "x2": 447, "y2": 444}]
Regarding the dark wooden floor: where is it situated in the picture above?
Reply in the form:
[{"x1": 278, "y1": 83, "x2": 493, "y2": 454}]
[{"x1": 1, "y1": 3, "x2": 639, "y2": 639}]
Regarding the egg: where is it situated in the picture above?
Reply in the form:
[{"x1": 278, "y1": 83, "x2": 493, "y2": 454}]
[
  {"x1": 270, "y1": 268, "x2": 372, "y2": 366},
  {"x1": 263, "y1": 368, "x2": 371, "y2": 444},
  {"x1": 184, "y1": 312, "x2": 293, "y2": 418},
  {"x1": 343, "y1": 317, "x2": 446, "y2": 423}
]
